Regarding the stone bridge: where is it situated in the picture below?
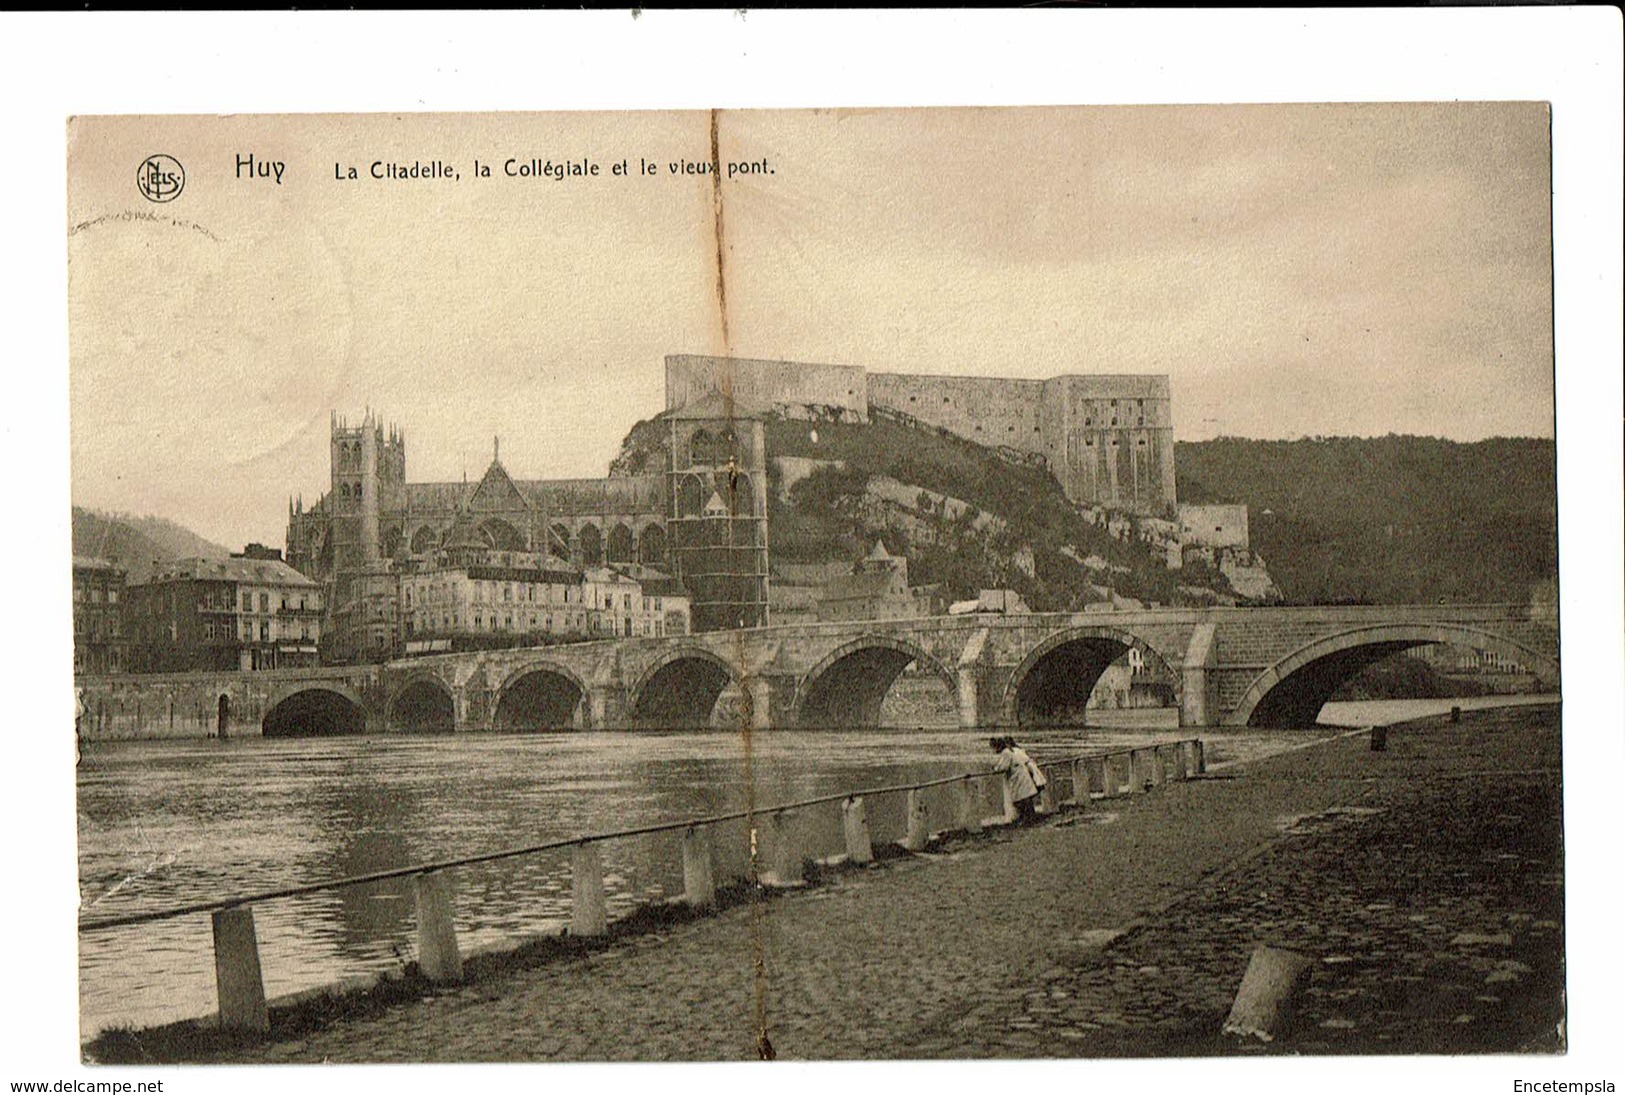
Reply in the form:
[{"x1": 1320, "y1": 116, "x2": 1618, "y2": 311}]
[{"x1": 75, "y1": 604, "x2": 1559, "y2": 739}]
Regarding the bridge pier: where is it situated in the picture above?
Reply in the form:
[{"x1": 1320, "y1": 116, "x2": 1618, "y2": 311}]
[
  {"x1": 956, "y1": 628, "x2": 990, "y2": 729},
  {"x1": 1180, "y1": 623, "x2": 1216, "y2": 728},
  {"x1": 955, "y1": 668, "x2": 980, "y2": 729},
  {"x1": 584, "y1": 690, "x2": 612, "y2": 731},
  {"x1": 745, "y1": 678, "x2": 773, "y2": 731}
]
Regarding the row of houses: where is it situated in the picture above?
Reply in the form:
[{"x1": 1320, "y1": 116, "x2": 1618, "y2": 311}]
[
  {"x1": 71, "y1": 540, "x2": 692, "y2": 676},
  {"x1": 73, "y1": 547, "x2": 322, "y2": 675}
]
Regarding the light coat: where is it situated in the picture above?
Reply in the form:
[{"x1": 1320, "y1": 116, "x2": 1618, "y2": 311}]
[{"x1": 994, "y1": 746, "x2": 1040, "y2": 802}]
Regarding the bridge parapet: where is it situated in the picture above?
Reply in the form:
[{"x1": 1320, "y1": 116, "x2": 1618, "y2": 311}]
[{"x1": 74, "y1": 604, "x2": 1559, "y2": 739}]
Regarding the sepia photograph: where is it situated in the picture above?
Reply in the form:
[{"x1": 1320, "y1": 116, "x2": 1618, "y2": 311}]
[
  {"x1": 65, "y1": 100, "x2": 1568, "y2": 1064},
  {"x1": 6, "y1": 9, "x2": 1621, "y2": 1092}
]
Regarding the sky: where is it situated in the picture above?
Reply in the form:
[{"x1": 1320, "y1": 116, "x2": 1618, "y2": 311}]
[{"x1": 66, "y1": 104, "x2": 1555, "y2": 550}]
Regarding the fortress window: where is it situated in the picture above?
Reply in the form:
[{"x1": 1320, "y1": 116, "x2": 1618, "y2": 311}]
[
  {"x1": 943, "y1": 396, "x2": 950, "y2": 403},
  {"x1": 1084, "y1": 418, "x2": 1092, "y2": 426},
  {"x1": 909, "y1": 396, "x2": 916, "y2": 402},
  {"x1": 1139, "y1": 416, "x2": 1145, "y2": 426},
  {"x1": 1111, "y1": 418, "x2": 1118, "y2": 426}
]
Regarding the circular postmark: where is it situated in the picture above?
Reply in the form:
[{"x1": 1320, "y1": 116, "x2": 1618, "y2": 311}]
[{"x1": 136, "y1": 154, "x2": 185, "y2": 203}]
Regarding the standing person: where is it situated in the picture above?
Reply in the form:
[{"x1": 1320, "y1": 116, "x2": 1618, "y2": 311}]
[
  {"x1": 990, "y1": 736, "x2": 1041, "y2": 825},
  {"x1": 1008, "y1": 738, "x2": 1049, "y2": 810}
]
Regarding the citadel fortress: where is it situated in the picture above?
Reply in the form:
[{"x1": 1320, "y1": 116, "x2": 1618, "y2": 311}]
[
  {"x1": 286, "y1": 355, "x2": 1240, "y2": 659},
  {"x1": 665, "y1": 355, "x2": 1178, "y2": 515}
]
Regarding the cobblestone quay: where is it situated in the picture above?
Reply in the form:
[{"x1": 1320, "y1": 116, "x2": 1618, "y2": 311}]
[{"x1": 189, "y1": 705, "x2": 1562, "y2": 1062}]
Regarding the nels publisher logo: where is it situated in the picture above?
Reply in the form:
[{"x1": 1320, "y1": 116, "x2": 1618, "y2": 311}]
[{"x1": 136, "y1": 154, "x2": 185, "y2": 203}]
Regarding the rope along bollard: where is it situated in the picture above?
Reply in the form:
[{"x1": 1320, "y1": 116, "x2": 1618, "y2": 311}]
[
  {"x1": 570, "y1": 844, "x2": 608, "y2": 938},
  {"x1": 903, "y1": 789, "x2": 931, "y2": 852},
  {"x1": 85, "y1": 736, "x2": 1211, "y2": 1023},
  {"x1": 958, "y1": 777, "x2": 983, "y2": 835},
  {"x1": 1070, "y1": 758, "x2": 1090, "y2": 809},
  {"x1": 682, "y1": 825, "x2": 716, "y2": 910},
  {"x1": 211, "y1": 906, "x2": 269, "y2": 1031},
  {"x1": 770, "y1": 810, "x2": 804, "y2": 885},
  {"x1": 413, "y1": 870, "x2": 463, "y2": 982},
  {"x1": 843, "y1": 796, "x2": 874, "y2": 864}
]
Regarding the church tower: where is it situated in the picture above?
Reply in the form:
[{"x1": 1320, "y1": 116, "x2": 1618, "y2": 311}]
[
  {"x1": 666, "y1": 396, "x2": 770, "y2": 631},
  {"x1": 328, "y1": 410, "x2": 405, "y2": 572}
]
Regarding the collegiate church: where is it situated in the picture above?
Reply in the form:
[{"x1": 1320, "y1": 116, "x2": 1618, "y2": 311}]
[{"x1": 286, "y1": 354, "x2": 1174, "y2": 652}]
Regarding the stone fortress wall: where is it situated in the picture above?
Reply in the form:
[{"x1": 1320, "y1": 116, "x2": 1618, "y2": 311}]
[
  {"x1": 667, "y1": 354, "x2": 1177, "y2": 515},
  {"x1": 665, "y1": 354, "x2": 870, "y2": 422}
]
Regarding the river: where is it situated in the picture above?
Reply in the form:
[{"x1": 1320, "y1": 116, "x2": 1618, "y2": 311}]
[{"x1": 75, "y1": 694, "x2": 1557, "y2": 1038}]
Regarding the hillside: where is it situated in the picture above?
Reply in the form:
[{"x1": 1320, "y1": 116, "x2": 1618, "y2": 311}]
[
  {"x1": 1176, "y1": 436, "x2": 1557, "y2": 605},
  {"x1": 614, "y1": 413, "x2": 1230, "y2": 610},
  {"x1": 71, "y1": 507, "x2": 232, "y2": 582}
]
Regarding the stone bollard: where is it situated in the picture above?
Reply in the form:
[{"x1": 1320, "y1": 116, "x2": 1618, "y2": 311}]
[
  {"x1": 1150, "y1": 746, "x2": 1169, "y2": 787},
  {"x1": 1129, "y1": 749, "x2": 1152, "y2": 792},
  {"x1": 843, "y1": 796, "x2": 875, "y2": 864},
  {"x1": 413, "y1": 870, "x2": 464, "y2": 982},
  {"x1": 571, "y1": 843, "x2": 608, "y2": 938},
  {"x1": 1071, "y1": 759, "x2": 1090, "y2": 809},
  {"x1": 1450, "y1": 705, "x2": 1462, "y2": 724},
  {"x1": 1087, "y1": 755, "x2": 1109, "y2": 796},
  {"x1": 903, "y1": 789, "x2": 930, "y2": 851},
  {"x1": 1181, "y1": 740, "x2": 1200, "y2": 778},
  {"x1": 1037, "y1": 772, "x2": 1057, "y2": 815},
  {"x1": 1195, "y1": 739, "x2": 1207, "y2": 774},
  {"x1": 211, "y1": 905, "x2": 269, "y2": 1031},
  {"x1": 682, "y1": 825, "x2": 716, "y2": 909},
  {"x1": 1171, "y1": 742, "x2": 1190, "y2": 782},
  {"x1": 771, "y1": 810, "x2": 804, "y2": 885},
  {"x1": 1001, "y1": 777, "x2": 1016, "y2": 822},
  {"x1": 958, "y1": 777, "x2": 984, "y2": 835},
  {"x1": 1369, "y1": 725, "x2": 1387, "y2": 752},
  {"x1": 1107, "y1": 753, "x2": 1128, "y2": 795},
  {"x1": 1223, "y1": 946, "x2": 1317, "y2": 1041}
]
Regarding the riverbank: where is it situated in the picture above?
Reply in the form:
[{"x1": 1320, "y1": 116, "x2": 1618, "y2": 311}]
[{"x1": 90, "y1": 703, "x2": 1562, "y2": 1062}]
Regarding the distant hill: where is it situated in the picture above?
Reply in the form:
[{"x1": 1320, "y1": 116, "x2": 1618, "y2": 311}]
[
  {"x1": 1175, "y1": 436, "x2": 1558, "y2": 605},
  {"x1": 71, "y1": 507, "x2": 232, "y2": 583}
]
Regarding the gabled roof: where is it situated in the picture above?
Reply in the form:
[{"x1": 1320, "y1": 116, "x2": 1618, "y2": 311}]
[{"x1": 467, "y1": 459, "x2": 532, "y2": 514}]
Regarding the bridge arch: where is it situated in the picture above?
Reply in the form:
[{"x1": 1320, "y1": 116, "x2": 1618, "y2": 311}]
[
  {"x1": 386, "y1": 674, "x2": 457, "y2": 734},
  {"x1": 629, "y1": 647, "x2": 740, "y2": 729},
  {"x1": 263, "y1": 683, "x2": 369, "y2": 738},
  {"x1": 1231, "y1": 623, "x2": 1561, "y2": 728},
  {"x1": 795, "y1": 636, "x2": 956, "y2": 730},
  {"x1": 493, "y1": 662, "x2": 589, "y2": 732},
  {"x1": 1005, "y1": 625, "x2": 1182, "y2": 728}
]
